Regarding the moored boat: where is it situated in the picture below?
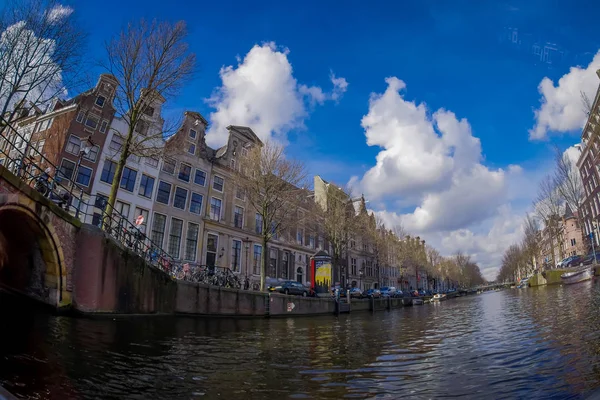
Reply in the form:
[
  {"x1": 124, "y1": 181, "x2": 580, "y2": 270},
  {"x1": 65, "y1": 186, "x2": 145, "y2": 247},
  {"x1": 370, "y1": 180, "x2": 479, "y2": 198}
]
[
  {"x1": 412, "y1": 298, "x2": 424, "y2": 305},
  {"x1": 432, "y1": 293, "x2": 447, "y2": 301},
  {"x1": 560, "y1": 266, "x2": 593, "y2": 285}
]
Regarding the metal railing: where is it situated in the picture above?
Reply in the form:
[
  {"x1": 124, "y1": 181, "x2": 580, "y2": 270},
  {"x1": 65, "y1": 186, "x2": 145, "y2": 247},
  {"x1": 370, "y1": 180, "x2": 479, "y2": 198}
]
[
  {"x1": 0, "y1": 116, "x2": 179, "y2": 275},
  {"x1": 0, "y1": 116, "x2": 248, "y2": 289}
]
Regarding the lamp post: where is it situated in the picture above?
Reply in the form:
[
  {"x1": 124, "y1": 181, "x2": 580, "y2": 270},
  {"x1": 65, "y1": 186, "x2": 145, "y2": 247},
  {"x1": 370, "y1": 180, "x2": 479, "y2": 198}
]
[
  {"x1": 73, "y1": 136, "x2": 94, "y2": 189},
  {"x1": 359, "y1": 268, "x2": 364, "y2": 291}
]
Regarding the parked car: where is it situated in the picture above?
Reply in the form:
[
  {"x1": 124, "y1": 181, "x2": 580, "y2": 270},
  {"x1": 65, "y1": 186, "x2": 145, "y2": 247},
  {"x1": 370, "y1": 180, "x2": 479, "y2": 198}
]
[
  {"x1": 582, "y1": 252, "x2": 600, "y2": 266},
  {"x1": 557, "y1": 255, "x2": 577, "y2": 268},
  {"x1": 362, "y1": 289, "x2": 381, "y2": 298},
  {"x1": 565, "y1": 255, "x2": 584, "y2": 267},
  {"x1": 269, "y1": 281, "x2": 309, "y2": 296},
  {"x1": 348, "y1": 287, "x2": 363, "y2": 298},
  {"x1": 393, "y1": 290, "x2": 404, "y2": 298},
  {"x1": 380, "y1": 287, "x2": 396, "y2": 297}
]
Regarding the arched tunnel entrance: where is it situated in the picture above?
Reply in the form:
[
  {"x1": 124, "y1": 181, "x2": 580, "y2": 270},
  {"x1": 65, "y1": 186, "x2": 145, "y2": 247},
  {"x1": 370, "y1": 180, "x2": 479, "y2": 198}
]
[{"x1": 0, "y1": 206, "x2": 62, "y2": 308}]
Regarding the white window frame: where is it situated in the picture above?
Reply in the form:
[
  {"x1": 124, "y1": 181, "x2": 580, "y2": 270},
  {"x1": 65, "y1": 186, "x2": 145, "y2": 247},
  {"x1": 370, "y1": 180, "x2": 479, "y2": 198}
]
[
  {"x1": 65, "y1": 134, "x2": 81, "y2": 155},
  {"x1": 162, "y1": 158, "x2": 176, "y2": 175},
  {"x1": 178, "y1": 162, "x2": 192, "y2": 183},
  {"x1": 234, "y1": 206, "x2": 244, "y2": 229},
  {"x1": 210, "y1": 197, "x2": 222, "y2": 221},
  {"x1": 194, "y1": 169, "x2": 207, "y2": 186},
  {"x1": 231, "y1": 239, "x2": 242, "y2": 272},
  {"x1": 212, "y1": 175, "x2": 224, "y2": 192},
  {"x1": 184, "y1": 222, "x2": 199, "y2": 262},
  {"x1": 99, "y1": 119, "x2": 109, "y2": 133},
  {"x1": 75, "y1": 165, "x2": 93, "y2": 187},
  {"x1": 189, "y1": 192, "x2": 204, "y2": 215},
  {"x1": 189, "y1": 128, "x2": 197, "y2": 139},
  {"x1": 95, "y1": 95, "x2": 106, "y2": 108},
  {"x1": 173, "y1": 186, "x2": 188, "y2": 210}
]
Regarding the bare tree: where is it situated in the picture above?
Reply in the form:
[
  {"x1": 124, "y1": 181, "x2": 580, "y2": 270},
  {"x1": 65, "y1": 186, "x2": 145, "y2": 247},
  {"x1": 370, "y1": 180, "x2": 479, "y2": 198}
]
[
  {"x1": 318, "y1": 183, "x2": 360, "y2": 289},
  {"x1": 521, "y1": 213, "x2": 541, "y2": 272},
  {"x1": 0, "y1": 0, "x2": 84, "y2": 126},
  {"x1": 581, "y1": 90, "x2": 593, "y2": 116},
  {"x1": 535, "y1": 175, "x2": 564, "y2": 266},
  {"x1": 100, "y1": 19, "x2": 195, "y2": 226},
  {"x1": 553, "y1": 146, "x2": 584, "y2": 226},
  {"x1": 234, "y1": 141, "x2": 308, "y2": 291}
]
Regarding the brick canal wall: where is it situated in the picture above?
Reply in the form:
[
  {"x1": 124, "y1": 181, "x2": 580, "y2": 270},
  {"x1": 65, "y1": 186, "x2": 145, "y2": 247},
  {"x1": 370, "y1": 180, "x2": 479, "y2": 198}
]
[
  {"x1": 73, "y1": 224, "x2": 177, "y2": 314},
  {"x1": 71, "y1": 225, "x2": 413, "y2": 316}
]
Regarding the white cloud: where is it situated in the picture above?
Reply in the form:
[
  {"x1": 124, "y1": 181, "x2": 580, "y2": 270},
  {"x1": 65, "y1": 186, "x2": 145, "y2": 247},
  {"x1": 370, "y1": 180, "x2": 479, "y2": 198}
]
[
  {"x1": 206, "y1": 42, "x2": 347, "y2": 147},
  {"x1": 529, "y1": 51, "x2": 600, "y2": 140},
  {"x1": 351, "y1": 77, "x2": 508, "y2": 233},
  {"x1": 46, "y1": 4, "x2": 73, "y2": 24}
]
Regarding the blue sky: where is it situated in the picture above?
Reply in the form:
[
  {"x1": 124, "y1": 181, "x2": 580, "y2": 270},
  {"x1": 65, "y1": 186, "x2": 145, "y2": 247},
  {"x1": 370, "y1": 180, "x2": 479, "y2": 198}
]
[{"x1": 30, "y1": 0, "x2": 600, "y2": 277}]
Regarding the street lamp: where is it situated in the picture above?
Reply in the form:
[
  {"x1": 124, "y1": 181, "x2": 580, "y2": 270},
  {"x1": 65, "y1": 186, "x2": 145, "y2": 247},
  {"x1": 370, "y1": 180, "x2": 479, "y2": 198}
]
[
  {"x1": 359, "y1": 268, "x2": 364, "y2": 291},
  {"x1": 73, "y1": 136, "x2": 94, "y2": 190}
]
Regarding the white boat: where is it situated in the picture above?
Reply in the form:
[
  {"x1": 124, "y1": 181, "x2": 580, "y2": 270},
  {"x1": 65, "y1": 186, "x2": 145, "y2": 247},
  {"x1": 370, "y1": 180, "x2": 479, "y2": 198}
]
[
  {"x1": 432, "y1": 293, "x2": 446, "y2": 301},
  {"x1": 560, "y1": 266, "x2": 593, "y2": 285}
]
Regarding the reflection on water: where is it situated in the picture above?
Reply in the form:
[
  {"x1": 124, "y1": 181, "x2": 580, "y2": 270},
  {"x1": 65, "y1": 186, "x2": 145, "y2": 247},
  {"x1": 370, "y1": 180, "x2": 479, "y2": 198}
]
[{"x1": 2, "y1": 282, "x2": 600, "y2": 399}]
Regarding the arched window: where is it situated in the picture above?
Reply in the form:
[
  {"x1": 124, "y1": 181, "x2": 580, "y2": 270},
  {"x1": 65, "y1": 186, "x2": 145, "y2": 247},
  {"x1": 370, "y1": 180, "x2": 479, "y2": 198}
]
[{"x1": 296, "y1": 267, "x2": 303, "y2": 283}]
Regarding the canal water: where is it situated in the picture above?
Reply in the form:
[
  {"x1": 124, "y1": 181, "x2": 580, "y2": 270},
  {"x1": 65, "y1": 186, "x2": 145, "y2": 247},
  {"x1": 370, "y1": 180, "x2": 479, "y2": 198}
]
[{"x1": 2, "y1": 283, "x2": 600, "y2": 399}]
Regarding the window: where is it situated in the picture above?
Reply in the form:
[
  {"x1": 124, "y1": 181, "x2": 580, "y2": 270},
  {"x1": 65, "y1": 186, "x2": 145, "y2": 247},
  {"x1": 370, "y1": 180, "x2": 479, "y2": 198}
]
[
  {"x1": 76, "y1": 110, "x2": 85, "y2": 123},
  {"x1": 296, "y1": 267, "x2": 304, "y2": 284},
  {"x1": 75, "y1": 165, "x2": 92, "y2": 186},
  {"x1": 185, "y1": 223, "x2": 199, "y2": 261},
  {"x1": 135, "y1": 120, "x2": 149, "y2": 136},
  {"x1": 100, "y1": 160, "x2": 117, "y2": 183},
  {"x1": 213, "y1": 175, "x2": 224, "y2": 192},
  {"x1": 194, "y1": 169, "x2": 206, "y2": 186},
  {"x1": 190, "y1": 193, "x2": 203, "y2": 214},
  {"x1": 138, "y1": 174, "x2": 155, "y2": 198},
  {"x1": 95, "y1": 96, "x2": 106, "y2": 107},
  {"x1": 109, "y1": 135, "x2": 123, "y2": 153},
  {"x1": 115, "y1": 201, "x2": 130, "y2": 219},
  {"x1": 242, "y1": 147, "x2": 248, "y2": 157},
  {"x1": 234, "y1": 206, "x2": 244, "y2": 228},
  {"x1": 187, "y1": 142, "x2": 196, "y2": 155},
  {"x1": 189, "y1": 129, "x2": 197, "y2": 139},
  {"x1": 231, "y1": 240, "x2": 242, "y2": 272},
  {"x1": 236, "y1": 186, "x2": 245, "y2": 200},
  {"x1": 59, "y1": 159, "x2": 76, "y2": 180},
  {"x1": 151, "y1": 213, "x2": 167, "y2": 248},
  {"x1": 120, "y1": 167, "x2": 137, "y2": 192},
  {"x1": 156, "y1": 181, "x2": 172, "y2": 204},
  {"x1": 162, "y1": 158, "x2": 176, "y2": 174},
  {"x1": 318, "y1": 236, "x2": 324, "y2": 250},
  {"x1": 269, "y1": 248, "x2": 278, "y2": 277},
  {"x1": 178, "y1": 163, "x2": 191, "y2": 182},
  {"x1": 168, "y1": 218, "x2": 183, "y2": 259},
  {"x1": 94, "y1": 193, "x2": 108, "y2": 210},
  {"x1": 206, "y1": 234, "x2": 218, "y2": 267},
  {"x1": 297, "y1": 229, "x2": 304, "y2": 245},
  {"x1": 309, "y1": 235, "x2": 315, "y2": 249},
  {"x1": 210, "y1": 197, "x2": 222, "y2": 221},
  {"x1": 571, "y1": 238, "x2": 577, "y2": 246},
  {"x1": 92, "y1": 213, "x2": 102, "y2": 227},
  {"x1": 351, "y1": 258, "x2": 357, "y2": 276},
  {"x1": 143, "y1": 106, "x2": 154, "y2": 117},
  {"x1": 134, "y1": 207, "x2": 149, "y2": 234},
  {"x1": 173, "y1": 187, "x2": 188, "y2": 210},
  {"x1": 83, "y1": 145, "x2": 99, "y2": 162},
  {"x1": 253, "y1": 245, "x2": 262, "y2": 275},
  {"x1": 255, "y1": 213, "x2": 263, "y2": 234},
  {"x1": 85, "y1": 115, "x2": 99, "y2": 129},
  {"x1": 65, "y1": 135, "x2": 81, "y2": 154},
  {"x1": 146, "y1": 157, "x2": 159, "y2": 168},
  {"x1": 99, "y1": 120, "x2": 109, "y2": 133},
  {"x1": 230, "y1": 158, "x2": 236, "y2": 170}
]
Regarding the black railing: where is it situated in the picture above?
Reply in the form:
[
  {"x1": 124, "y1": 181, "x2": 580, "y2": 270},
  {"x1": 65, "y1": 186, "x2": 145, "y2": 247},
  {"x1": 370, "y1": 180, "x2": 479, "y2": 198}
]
[
  {"x1": 0, "y1": 116, "x2": 179, "y2": 272},
  {"x1": 0, "y1": 116, "x2": 248, "y2": 289}
]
